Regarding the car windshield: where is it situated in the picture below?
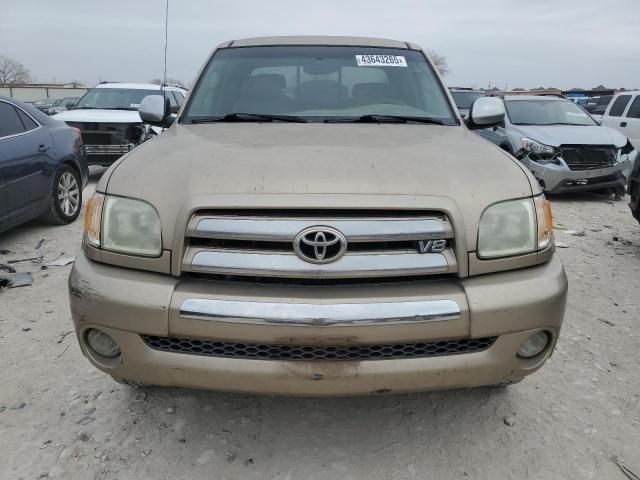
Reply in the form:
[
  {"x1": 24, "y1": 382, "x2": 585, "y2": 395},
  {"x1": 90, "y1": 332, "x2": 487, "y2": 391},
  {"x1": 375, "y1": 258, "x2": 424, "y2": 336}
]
[
  {"x1": 505, "y1": 99, "x2": 597, "y2": 126},
  {"x1": 74, "y1": 88, "x2": 158, "y2": 110},
  {"x1": 451, "y1": 91, "x2": 484, "y2": 109},
  {"x1": 182, "y1": 46, "x2": 457, "y2": 124}
]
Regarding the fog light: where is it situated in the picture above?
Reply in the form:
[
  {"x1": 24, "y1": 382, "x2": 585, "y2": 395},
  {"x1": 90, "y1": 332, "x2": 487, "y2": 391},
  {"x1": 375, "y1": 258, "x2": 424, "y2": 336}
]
[
  {"x1": 516, "y1": 331, "x2": 550, "y2": 359},
  {"x1": 86, "y1": 329, "x2": 120, "y2": 358}
]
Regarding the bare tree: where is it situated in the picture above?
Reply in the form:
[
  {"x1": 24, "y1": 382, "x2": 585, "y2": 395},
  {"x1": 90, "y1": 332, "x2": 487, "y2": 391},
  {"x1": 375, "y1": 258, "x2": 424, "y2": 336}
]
[
  {"x1": 427, "y1": 49, "x2": 449, "y2": 76},
  {"x1": 150, "y1": 77, "x2": 186, "y2": 88},
  {"x1": 0, "y1": 56, "x2": 32, "y2": 85}
]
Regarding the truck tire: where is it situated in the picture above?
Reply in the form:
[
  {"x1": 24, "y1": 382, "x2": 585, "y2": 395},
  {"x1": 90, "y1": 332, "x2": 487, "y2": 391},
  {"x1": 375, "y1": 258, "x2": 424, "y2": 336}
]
[{"x1": 41, "y1": 164, "x2": 82, "y2": 225}]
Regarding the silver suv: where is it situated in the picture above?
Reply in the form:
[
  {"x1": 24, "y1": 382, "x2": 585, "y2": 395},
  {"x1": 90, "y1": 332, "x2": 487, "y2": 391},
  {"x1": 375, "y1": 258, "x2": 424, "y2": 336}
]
[{"x1": 478, "y1": 95, "x2": 637, "y2": 195}]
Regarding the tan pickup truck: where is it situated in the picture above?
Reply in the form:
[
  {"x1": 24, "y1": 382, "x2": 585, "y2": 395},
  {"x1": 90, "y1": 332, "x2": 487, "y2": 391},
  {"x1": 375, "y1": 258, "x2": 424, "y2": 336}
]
[{"x1": 69, "y1": 36, "x2": 567, "y2": 396}]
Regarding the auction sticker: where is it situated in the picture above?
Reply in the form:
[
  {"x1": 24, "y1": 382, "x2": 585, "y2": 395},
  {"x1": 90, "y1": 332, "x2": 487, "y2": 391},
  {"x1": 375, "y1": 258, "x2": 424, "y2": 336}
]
[{"x1": 356, "y1": 54, "x2": 407, "y2": 67}]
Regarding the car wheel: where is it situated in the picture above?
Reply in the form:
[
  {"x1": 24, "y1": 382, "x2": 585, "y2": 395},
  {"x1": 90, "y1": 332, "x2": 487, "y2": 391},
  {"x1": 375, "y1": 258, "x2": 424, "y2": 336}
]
[{"x1": 42, "y1": 165, "x2": 82, "y2": 225}]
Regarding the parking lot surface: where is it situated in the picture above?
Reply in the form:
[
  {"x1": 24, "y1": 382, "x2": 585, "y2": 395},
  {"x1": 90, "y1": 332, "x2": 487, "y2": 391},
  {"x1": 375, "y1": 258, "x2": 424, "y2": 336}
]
[{"x1": 1, "y1": 171, "x2": 639, "y2": 480}]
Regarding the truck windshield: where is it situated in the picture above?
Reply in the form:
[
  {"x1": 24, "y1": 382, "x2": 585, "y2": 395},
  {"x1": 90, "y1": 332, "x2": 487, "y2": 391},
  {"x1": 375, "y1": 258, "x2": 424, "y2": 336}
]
[
  {"x1": 182, "y1": 46, "x2": 457, "y2": 124},
  {"x1": 451, "y1": 91, "x2": 484, "y2": 109},
  {"x1": 74, "y1": 88, "x2": 158, "y2": 111},
  {"x1": 505, "y1": 99, "x2": 597, "y2": 126}
]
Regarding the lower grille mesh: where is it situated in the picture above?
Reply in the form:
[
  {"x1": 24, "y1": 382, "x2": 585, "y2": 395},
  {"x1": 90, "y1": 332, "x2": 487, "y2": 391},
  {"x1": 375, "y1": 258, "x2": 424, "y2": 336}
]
[{"x1": 142, "y1": 335, "x2": 496, "y2": 361}]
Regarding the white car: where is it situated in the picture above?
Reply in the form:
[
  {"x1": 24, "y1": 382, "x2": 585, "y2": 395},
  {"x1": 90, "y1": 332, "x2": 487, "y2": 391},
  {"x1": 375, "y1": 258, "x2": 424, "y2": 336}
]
[
  {"x1": 54, "y1": 83, "x2": 187, "y2": 166},
  {"x1": 601, "y1": 91, "x2": 640, "y2": 149}
]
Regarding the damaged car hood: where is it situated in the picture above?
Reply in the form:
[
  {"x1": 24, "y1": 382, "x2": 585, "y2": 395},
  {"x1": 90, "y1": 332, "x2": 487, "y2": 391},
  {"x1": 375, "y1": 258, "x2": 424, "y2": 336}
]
[
  {"x1": 53, "y1": 109, "x2": 142, "y2": 124},
  {"x1": 104, "y1": 123, "x2": 535, "y2": 249},
  {"x1": 512, "y1": 124, "x2": 628, "y2": 147}
]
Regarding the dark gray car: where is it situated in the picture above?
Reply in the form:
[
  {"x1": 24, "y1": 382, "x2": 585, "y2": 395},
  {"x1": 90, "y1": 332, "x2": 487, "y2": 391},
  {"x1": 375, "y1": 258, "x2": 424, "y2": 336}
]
[{"x1": 0, "y1": 96, "x2": 89, "y2": 233}]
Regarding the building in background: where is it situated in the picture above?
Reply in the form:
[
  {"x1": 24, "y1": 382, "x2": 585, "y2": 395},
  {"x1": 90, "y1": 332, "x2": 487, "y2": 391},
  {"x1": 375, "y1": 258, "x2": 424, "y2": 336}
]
[{"x1": 0, "y1": 82, "x2": 87, "y2": 102}]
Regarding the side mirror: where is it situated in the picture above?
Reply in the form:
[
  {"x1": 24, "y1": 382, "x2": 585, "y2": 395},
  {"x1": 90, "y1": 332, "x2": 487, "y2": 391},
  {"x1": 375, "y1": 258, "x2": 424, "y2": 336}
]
[
  {"x1": 170, "y1": 105, "x2": 180, "y2": 114},
  {"x1": 66, "y1": 102, "x2": 75, "y2": 109},
  {"x1": 467, "y1": 97, "x2": 505, "y2": 130},
  {"x1": 139, "y1": 95, "x2": 171, "y2": 127}
]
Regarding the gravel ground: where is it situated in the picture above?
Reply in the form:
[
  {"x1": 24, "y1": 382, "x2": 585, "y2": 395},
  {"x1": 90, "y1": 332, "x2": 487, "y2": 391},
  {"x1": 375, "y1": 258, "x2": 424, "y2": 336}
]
[{"x1": 1, "y1": 171, "x2": 639, "y2": 480}]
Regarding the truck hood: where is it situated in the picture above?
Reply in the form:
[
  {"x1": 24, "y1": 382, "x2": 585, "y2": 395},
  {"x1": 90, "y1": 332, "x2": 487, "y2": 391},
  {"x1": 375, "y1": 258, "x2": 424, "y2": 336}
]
[
  {"x1": 53, "y1": 109, "x2": 142, "y2": 124},
  {"x1": 512, "y1": 124, "x2": 627, "y2": 147},
  {"x1": 104, "y1": 123, "x2": 535, "y2": 251}
]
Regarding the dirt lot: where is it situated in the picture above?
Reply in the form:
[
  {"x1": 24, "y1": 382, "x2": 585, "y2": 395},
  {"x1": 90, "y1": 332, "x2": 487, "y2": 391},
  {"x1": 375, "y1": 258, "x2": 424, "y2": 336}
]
[{"x1": 1, "y1": 170, "x2": 639, "y2": 480}]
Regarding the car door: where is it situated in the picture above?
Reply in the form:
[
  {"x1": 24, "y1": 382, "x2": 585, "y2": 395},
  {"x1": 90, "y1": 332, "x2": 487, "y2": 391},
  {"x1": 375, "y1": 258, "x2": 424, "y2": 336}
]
[
  {"x1": 622, "y1": 94, "x2": 640, "y2": 149},
  {"x1": 0, "y1": 100, "x2": 53, "y2": 220}
]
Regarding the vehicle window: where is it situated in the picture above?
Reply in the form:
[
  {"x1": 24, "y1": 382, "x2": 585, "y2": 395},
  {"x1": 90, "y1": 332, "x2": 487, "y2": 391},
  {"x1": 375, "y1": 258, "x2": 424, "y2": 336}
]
[
  {"x1": 16, "y1": 108, "x2": 38, "y2": 131},
  {"x1": 165, "y1": 91, "x2": 178, "y2": 108},
  {"x1": 608, "y1": 95, "x2": 631, "y2": 117},
  {"x1": 171, "y1": 91, "x2": 184, "y2": 106},
  {"x1": 74, "y1": 88, "x2": 159, "y2": 110},
  {"x1": 504, "y1": 99, "x2": 596, "y2": 126},
  {"x1": 451, "y1": 91, "x2": 484, "y2": 109},
  {"x1": 625, "y1": 96, "x2": 640, "y2": 119},
  {"x1": 184, "y1": 46, "x2": 456, "y2": 123},
  {"x1": 0, "y1": 102, "x2": 26, "y2": 138}
]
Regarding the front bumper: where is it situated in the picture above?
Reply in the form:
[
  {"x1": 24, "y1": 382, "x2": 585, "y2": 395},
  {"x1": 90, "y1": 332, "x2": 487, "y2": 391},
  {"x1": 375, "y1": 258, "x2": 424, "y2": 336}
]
[
  {"x1": 69, "y1": 252, "x2": 568, "y2": 396},
  {"x1": 521, "y1": 153, "x2": 635, "y2": 194}
]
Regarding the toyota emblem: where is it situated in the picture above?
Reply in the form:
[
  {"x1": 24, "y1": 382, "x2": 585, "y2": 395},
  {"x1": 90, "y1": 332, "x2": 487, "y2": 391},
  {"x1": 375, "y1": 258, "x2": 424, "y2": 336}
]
[{"x1": 293, "y1": 226, "x2": 347, "y2": 264}]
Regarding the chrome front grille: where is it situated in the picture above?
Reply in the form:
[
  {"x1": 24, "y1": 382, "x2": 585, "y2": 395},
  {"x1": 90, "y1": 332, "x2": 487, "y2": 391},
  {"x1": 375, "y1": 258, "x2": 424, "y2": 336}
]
[
  {"x1": 142, "y1": 335, "x2": 496, "y2": 361},
  {"x1": 182, "y1": 210, "x2": 457, "y2": 279}
]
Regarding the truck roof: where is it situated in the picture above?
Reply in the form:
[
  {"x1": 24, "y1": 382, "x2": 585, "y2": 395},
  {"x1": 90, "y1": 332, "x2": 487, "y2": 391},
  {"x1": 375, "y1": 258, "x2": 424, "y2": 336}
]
[{"x1": 221, "y1": 36, "x2": 414, "y2": 49}]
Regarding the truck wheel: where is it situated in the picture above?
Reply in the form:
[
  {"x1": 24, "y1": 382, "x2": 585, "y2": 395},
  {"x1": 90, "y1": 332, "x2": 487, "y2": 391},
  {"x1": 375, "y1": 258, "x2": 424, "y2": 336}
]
[{"x1": 41, "y1": 165, "x2": 82, "y2": 225}]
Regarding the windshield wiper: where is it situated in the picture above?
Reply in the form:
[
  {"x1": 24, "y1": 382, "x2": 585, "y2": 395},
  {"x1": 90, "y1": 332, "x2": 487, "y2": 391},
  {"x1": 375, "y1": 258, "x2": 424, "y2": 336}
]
[
  {"x1": 325, "y1": 114, "x2": 447, "y2": 125},
  {"x1": 513, "y1": 122, "x2": 588, "y2": 126},
  {"x1": 74, "y1": 107, "x2": 135, "y2": 111},
  {"x1": 189, "y1": 113, "x2": 308, "y2": 124}
]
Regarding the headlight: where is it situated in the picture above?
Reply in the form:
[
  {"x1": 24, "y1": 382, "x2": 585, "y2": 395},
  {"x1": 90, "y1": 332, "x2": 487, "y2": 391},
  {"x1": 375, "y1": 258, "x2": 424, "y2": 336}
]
[
  {"x1": 521, "y1": 138, "x2": 556, "y2": 155},
  {"x1": 84, "y1": 193, "x2": 162, "y2": 257},
  {"x1": 478, "y1": 196, "x2": 553, "y2": 259}
]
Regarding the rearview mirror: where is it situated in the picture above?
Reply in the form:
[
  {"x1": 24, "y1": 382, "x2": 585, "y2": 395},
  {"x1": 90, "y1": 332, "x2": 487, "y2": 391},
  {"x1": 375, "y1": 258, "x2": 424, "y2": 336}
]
[
  {"x1": 139, "y1": 95, "x2": 171, "y2": 127},
  {"x1": 467, "y1": 97, "x2": 505, "y2": 130}
]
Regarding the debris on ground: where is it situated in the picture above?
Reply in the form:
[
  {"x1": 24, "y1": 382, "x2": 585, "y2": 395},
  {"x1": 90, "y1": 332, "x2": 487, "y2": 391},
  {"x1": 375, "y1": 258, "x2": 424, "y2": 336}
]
[
  {"x1": 7, "y1": 255, "x2": 43, "y2": 264},
  {"x1": 0, "y1": 264, "x2": 16, "y2": 273},
  {"x1": 56, "y1": 331, "x2": 74, "y2": 343},
  {"x1": 503, "y1": 416, "x2": 516, "y2": 427},
  {"x1": 46, "y1": 254, "x2": 75, "y2": 267},
  {"x1": 76, "y1": 416, "x2": 96, "y2": 426},
  {"x1": 35, "y1": 239, "x2": 45, "y2": 250},
  {"x1": 609, "y1": 455, "x2": 640, "y2": 480},
  {"x1": 555, "y1": 242, "x2": 570, "y2": 248},
  {"x1": 0, "y1": 272, "x2": 33, "y2": 288}
]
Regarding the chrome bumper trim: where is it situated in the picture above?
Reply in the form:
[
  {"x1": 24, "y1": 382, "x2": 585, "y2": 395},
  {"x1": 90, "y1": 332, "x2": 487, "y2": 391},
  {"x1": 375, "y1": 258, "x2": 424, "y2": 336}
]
[
  {"x1": 85, "y1": 144, "x2": 133, "y2": 155},
  {"x1": 188, "y1": 250, "x2": 450, "y2": 278},
  {"x1": 180, "y1": 298, "x2": 461, "y2": 326},
  {"x1": 189, "y1": 217, "x2": 452, "y2": 241}
]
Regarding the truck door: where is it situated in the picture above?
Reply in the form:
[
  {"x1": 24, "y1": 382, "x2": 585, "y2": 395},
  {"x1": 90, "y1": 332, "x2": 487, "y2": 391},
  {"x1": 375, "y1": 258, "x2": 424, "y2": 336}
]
[
  {"x1": 622, "y1": 94, "x2": 640, "y2": 149},
  {"x1": 601, "y1": 94, "x2": 631, "y2": 133}
]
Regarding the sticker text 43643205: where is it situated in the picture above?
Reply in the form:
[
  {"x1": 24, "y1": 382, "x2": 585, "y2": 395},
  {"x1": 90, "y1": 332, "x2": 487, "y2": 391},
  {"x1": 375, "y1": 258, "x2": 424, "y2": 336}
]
[{"x1": 355, "y1": 55, "x2": 407, "y2": 67}]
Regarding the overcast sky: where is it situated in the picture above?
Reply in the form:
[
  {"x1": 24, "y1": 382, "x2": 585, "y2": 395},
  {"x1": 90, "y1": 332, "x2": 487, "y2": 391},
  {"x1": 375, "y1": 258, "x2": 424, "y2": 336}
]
[{"x1": 1, "y1": 0, "x2": 638, "y2": 90}]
